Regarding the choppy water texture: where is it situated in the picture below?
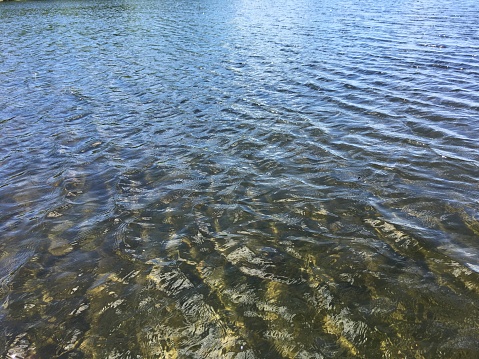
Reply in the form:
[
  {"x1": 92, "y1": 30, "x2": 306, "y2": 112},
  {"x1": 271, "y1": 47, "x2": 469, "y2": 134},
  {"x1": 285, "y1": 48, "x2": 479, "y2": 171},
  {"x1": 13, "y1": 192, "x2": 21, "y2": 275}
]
[{"x1": 1, "y1": 0, "x2": 479, "y2": 357}]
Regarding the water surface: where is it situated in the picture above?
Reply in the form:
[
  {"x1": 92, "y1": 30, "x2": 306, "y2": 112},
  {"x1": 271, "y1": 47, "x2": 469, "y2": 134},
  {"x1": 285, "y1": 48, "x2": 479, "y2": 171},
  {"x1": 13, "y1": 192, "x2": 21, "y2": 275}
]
[{"x1": 1, "y1": 0, "x2": 479, "y2": 357}]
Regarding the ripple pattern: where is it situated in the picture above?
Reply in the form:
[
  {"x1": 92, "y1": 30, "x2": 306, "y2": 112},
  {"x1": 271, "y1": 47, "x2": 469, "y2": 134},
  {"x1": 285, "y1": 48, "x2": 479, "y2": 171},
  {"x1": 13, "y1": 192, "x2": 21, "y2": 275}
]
[{"x1": 1, "y1": 0, "x2": 479, "y2": 357}]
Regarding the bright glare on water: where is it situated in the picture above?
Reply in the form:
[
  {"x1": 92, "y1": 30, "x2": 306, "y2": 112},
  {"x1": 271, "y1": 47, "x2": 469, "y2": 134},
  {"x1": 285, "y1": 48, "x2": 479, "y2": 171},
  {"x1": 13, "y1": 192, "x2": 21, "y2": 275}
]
[{"x1": 1, "y1": 0, "x2": 479, "y2": 357}]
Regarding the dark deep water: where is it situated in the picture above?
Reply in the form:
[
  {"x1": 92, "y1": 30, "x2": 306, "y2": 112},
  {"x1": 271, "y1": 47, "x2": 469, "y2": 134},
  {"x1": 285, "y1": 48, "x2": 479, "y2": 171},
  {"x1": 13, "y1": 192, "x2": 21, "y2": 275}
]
[{"x1": 1, "y1": 0, "x2": 479, "y2": 357}]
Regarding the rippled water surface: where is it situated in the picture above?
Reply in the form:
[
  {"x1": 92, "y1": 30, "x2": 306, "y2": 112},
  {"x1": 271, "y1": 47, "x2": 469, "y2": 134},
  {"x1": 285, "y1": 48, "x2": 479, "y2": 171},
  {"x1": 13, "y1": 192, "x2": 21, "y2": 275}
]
[{"x1": 1, "y1": 0, "x2": 479, "y2": 357}]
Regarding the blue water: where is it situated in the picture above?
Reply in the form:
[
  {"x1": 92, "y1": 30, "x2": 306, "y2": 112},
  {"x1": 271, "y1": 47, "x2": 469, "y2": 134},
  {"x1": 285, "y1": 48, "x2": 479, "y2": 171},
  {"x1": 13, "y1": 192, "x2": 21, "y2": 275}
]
[{"x1": 1, "y1": 0, "x2": 479, "y2": 357}]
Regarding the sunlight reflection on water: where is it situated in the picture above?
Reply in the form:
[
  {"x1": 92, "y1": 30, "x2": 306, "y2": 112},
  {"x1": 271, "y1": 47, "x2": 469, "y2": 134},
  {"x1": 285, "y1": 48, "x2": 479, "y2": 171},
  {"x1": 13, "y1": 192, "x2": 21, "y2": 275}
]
[{"x1": 1, "y1": 0, "x2": 479, "y2": 357}]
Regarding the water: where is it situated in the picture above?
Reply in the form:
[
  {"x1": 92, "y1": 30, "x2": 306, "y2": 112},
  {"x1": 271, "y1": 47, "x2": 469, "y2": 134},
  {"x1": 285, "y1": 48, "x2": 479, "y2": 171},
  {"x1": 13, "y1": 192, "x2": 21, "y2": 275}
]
[{"x1": 1, "y1": 0, "x2": 479, "y2": 357}]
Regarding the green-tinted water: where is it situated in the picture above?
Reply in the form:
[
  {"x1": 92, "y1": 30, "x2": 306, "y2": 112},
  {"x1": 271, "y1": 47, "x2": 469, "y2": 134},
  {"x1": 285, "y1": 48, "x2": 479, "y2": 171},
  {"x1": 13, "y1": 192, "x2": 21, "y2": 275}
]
[{"x1": 1, "y1": 0, "x2": 479, "y2": 357}]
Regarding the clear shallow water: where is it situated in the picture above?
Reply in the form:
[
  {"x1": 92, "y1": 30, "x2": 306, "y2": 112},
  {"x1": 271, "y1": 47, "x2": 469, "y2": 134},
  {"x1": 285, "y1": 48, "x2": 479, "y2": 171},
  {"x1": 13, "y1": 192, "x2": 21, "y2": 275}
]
[{"x1": 1, "y1": 0, "x2": 479, "y2": 357}]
